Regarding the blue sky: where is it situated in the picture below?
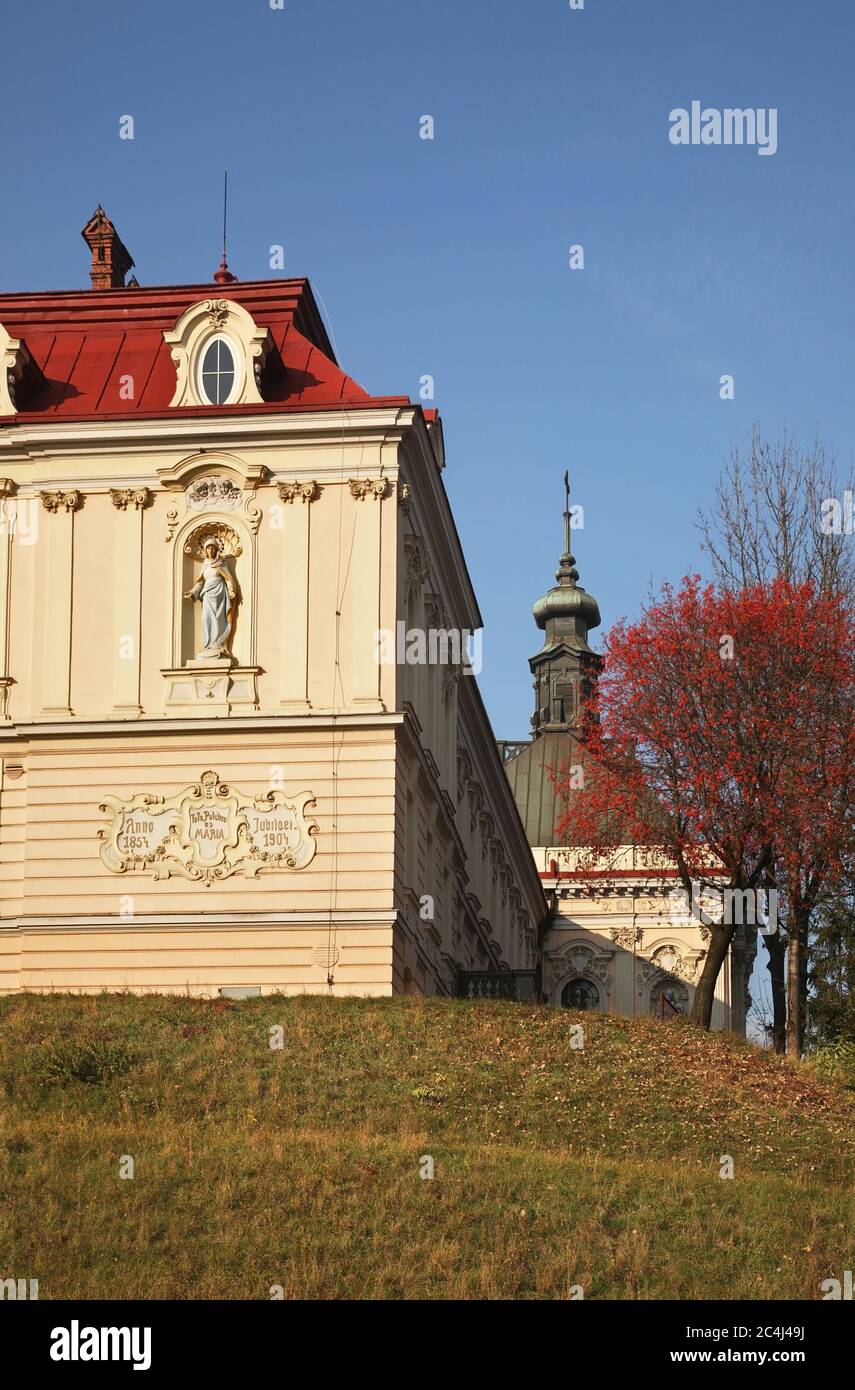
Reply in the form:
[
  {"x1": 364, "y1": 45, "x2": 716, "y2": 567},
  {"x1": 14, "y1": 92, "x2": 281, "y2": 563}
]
[{"x1": 3, "y1": 0, "x2": 854, "y2": 738}]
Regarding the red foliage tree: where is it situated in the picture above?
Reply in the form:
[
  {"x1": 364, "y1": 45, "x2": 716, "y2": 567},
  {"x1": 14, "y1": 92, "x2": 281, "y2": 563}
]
[{"x1": 554, "y1": 576, "x2": 855, "y2": 1034}]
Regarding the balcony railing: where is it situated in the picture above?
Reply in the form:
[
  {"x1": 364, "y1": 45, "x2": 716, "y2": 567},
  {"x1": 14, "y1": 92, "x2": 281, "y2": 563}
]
[
  {"x1": 457, "y1": 970, "x2": 538, "y2": 1001},
  {"x1": 495, "y1": 739, "x2": 531, "y2": 765}
]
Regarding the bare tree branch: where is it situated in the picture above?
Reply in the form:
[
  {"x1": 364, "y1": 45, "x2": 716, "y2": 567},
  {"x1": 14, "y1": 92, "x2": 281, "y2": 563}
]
[{"x1": 698, "y1": 424, "x2": 855, "y2": 600}]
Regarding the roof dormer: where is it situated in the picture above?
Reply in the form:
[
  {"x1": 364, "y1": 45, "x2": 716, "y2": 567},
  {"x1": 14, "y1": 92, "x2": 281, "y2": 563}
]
[
  {"x1": 163, "y1": 297, "x2": 276, "y2": 409},
  {"x1": 0, "y1": 324, "x2": 45, "y2": 415}
]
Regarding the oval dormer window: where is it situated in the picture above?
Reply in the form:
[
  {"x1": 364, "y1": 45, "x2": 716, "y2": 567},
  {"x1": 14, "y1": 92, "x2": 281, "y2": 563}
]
[{"x1": 199, "y1": 336, "x2": 237, "y2": 405}]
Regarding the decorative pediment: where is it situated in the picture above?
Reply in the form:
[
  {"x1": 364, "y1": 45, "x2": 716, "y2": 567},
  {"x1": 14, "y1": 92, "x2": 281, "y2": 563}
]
[
  {"x1": 637, "y1": 942, "x2": 705, "y2": 991},
  {"x1": 156, "y1": 451, "x2": 268, "y2": 492},
  {"x1": 544, "y1": 937, "x2": 614, "y2": 999}
]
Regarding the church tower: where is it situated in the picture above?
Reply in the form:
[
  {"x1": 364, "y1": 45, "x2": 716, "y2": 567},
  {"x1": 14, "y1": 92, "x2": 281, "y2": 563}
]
[
  {"x1": 529, "y1": 472, "x2": 601, "y2": 738},
  {"x1": 502, "y1": 478, "x2": 753, "y2": 1031},
  {"x1": 503, "y1": 476, "x2": 602, "y2": 846}
]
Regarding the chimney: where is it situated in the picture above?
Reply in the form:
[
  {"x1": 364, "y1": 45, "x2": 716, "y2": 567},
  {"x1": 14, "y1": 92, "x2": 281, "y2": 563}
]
[{"x1": 81, "y1": 206, "x2": 135, "y2": 290}]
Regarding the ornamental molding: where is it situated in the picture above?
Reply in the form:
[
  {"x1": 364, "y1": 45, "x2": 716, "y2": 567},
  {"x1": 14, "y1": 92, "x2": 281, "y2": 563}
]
[
  {"x1": 206, "y1": 299, "x2": 230, "y2": 331},
  {"x1": 636, "y1": 943, "x2": 705, "y2": 992},
  {"x1": 456, "y1": 748, "x2": 472, "y2": 803},
  {"x1": 40, "y1": 489, "x2": 82, "y2": 513},
  {"x1": 98, "y1": 769, "x2": 318, "y2": 887},
  {"x1": 349, "y1": 477, "x2": 389, "y2": 501},
  {"x1": 277, "y1": 480, "x2": 318, "y2": 505},
  {"x1": 110, "y1": 487, "x2": 152, "y2": 511},
  {"x1": 610, "y1": 925, "x2": 643, "y2": 950},
  {"x1": 442, "y1": 664, "x2": 461, "y2": 698},
  {"x1": 0, "y1": 326, "x2": 43, "y2": 415},
  {"x1": 158, "y1": 459, "x2": 268, "y2": 541},
  {"x1": 0, "y1": 677, "x2": 15, "y2": 721},
  {"x1": 186, "y1": 476, "x2": 242, "y2": 511},
  {"x1": 244, "y1": 498, "x2": 262, "y2": 535},
  {"x1": 545, "y1": 939, "x2": 614, "y2": 996},
  {"x1": 183, "y1": 521, "x2": 243, "y2": 560},
  {"x1": 424, "y1": 594, "x2": 442, "y2": 629},
  {"x1": 404, "y1": 534, "x2": 427, "y2": 588}
]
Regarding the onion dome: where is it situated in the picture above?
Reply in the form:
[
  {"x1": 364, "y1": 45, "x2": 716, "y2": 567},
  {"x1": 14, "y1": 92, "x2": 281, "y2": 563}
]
[{"x1": 532, "y1": 475, "x2": 600, "y2": 650}]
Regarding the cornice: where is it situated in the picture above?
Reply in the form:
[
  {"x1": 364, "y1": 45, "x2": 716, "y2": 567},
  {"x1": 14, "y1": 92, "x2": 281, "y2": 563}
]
[
  {"x1": 398, "y1": 418, "x2": 482, "y2": 632},
  {"x1": 2, "y1": 711, "x2": 407, "y2": 741},
  {"x1": 0, "y1": 406, "x2": 419, "y2": 461},
  {"x1": 2, "y1": 909, "x2": 400, "y2": 934}
]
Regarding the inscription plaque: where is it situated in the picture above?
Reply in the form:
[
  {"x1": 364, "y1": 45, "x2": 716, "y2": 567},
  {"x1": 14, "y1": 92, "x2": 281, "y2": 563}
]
[{"x1": 98, "y1": 769, "x2": 318, "y2": 886}]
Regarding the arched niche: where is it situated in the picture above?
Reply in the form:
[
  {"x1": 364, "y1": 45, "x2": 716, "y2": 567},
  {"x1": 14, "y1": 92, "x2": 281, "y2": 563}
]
[{"x1": 171, "y1": 513, "x2": 255, "y2": 669}]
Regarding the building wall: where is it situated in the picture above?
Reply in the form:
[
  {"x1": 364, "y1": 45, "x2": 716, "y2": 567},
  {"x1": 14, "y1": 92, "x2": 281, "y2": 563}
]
[
  {"x1": 0, "y1": 394, "x2": 545, "y2": 995},
  {"x1": 535, "y1": 845, "x2": 753, "y2": 1034},
  {"x1": 389, "y1": 432, "x2": 544, "y2": 996},
  {"x1": 0, "y1": 728, "x2": 397, "y2": 995}
]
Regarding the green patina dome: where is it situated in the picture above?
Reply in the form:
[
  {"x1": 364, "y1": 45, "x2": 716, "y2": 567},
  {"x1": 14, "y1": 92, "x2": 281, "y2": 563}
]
[{"x1": 532, "y1": 551, "x2": 601, "y2": 633}]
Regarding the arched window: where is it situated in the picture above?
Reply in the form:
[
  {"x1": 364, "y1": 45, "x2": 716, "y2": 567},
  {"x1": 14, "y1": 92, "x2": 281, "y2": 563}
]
[
  {"x1": 561, "y1": 977, "x2": 600, "y2": 1011},
  {"x1": 650, "y1": 980, "x2": 687, "y2": 1019},
  {"x1": 199, "y1": 336, "x2": 237, "y2": 405}
]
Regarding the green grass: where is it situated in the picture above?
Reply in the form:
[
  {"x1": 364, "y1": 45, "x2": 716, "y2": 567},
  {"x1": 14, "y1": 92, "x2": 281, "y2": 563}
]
[{"x1": 1, "y1": 994, "x2": 853, "y2": 1299}]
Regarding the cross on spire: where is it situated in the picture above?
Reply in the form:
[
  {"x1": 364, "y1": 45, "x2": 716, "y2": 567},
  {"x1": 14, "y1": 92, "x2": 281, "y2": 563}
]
[{"x1": 563, "y1": 470, "x2": 571, "y2": 556}]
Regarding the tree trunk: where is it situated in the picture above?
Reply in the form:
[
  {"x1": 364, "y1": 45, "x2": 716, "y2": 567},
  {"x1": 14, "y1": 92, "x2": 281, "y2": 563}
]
[
  {"x1": 764, "y1": 930, "x2": 787, "y2": 1053},
  {"x1": 690, "y1": 923, "x2": 736, "y2": 1029},
  {"x1": 786, "y1": 911, "x2": 808, "y2": 1058}
]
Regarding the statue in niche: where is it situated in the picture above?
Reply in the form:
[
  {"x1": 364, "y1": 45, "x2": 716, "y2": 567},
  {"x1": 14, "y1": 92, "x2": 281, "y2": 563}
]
[{"x1": 184, "y1": 539, "x2": 238, "y2": 660}]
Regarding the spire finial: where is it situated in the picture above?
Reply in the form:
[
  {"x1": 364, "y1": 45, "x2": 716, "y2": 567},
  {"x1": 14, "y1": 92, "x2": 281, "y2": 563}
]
[
  {"x1": 223, "y1": 170, "x2": 228, "y2": 262},
  {"x1": 213, "y1": 170, "x2": 237, "y2": 284},
  {"x1": 556, "y1": 469, "x2": 578, "y2": 585},
  {"x1": 563, "y1": 470, "x2": 570, "y2": 556}
]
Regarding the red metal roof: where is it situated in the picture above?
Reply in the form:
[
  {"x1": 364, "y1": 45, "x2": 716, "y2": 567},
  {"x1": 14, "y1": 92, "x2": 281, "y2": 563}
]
[{"x1": 0, "y1": 279, "x2": 410, "y2": 422}]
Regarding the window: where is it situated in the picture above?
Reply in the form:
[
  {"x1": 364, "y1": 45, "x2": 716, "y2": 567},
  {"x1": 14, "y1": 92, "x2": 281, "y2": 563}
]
[
  {"x1": 561, "y1": 977, "x2": 600, "y2": 1010},
  {"x1": 650, "y1": 981, "x2": 686, "y2": 1018},
  {"x1": 199, "y1": 336, "x2": 236, "y2": 405}
]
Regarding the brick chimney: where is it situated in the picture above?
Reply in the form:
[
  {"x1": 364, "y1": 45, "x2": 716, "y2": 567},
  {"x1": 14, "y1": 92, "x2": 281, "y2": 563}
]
[{"x1": 81, "y1": 206, "x2": 135, "y2": 290}]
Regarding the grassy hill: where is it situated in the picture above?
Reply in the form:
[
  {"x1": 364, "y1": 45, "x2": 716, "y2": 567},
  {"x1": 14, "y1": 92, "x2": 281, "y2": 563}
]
[{"x1": 1, "y1": 993, "x2": 853, "y2": 1300}]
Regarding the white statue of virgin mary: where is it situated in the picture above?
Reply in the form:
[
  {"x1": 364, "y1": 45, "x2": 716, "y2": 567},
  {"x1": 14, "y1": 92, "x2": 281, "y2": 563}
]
[{"x1": 184, "y1": 540, "x2": 237, "y2": 659}]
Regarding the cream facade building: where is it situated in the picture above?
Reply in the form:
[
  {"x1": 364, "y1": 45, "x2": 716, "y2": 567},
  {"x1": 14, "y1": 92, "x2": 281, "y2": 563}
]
[
  {"x1": 0, "y1": 211, "x2": 753, "y2": 1025},
  {"x1": 0, "y1": 211, "x2": 545, "y2": 998}
]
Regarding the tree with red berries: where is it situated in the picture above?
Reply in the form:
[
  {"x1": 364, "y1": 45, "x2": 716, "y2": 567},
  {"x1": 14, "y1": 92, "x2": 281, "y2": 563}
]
[{"x1": 555, "y1": 576, "x2": 855, "y2": 1036}]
